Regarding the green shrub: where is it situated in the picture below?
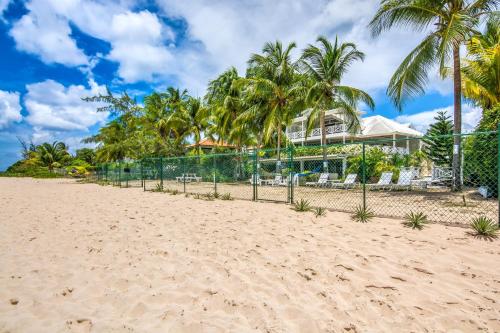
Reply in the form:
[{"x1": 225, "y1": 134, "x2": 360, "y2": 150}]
[
  {"x1": 213, "y1": 192, "x2": 220, "y2": 199},
  {"x1": 171, "y1": 189, "x2": 179, "y2": 195},
  {"x1": 470, "y1": 216, "x2": 498, "y2": 238},
  {"x1": 153, "y1": 183, "x2": 164, "y2": 192},
  {"x1": 293, "y1": 199, "x2": 311, "y2": 212},
  {"x1": 403, "y1": 212, "x2": 428, "y2": 230},
  {"x1": 351, "y1": 205, "x2": 375, "y2": 223}
]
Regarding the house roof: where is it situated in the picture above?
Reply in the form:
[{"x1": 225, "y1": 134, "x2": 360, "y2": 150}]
[
  {"x1": 187, "y1": 138, "x2": 235, "y2": 148},
  {"x1": 360, "y1": 115, "x2": 422, "y2": 137}
]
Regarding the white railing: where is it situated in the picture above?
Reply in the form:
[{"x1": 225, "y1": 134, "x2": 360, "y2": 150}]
[
  {"x1": 287, "y1": 124, "x2": 346, "y2": 140},
  {"x1": 380, "y1": 146, "x2": 409, "y2": 155}
]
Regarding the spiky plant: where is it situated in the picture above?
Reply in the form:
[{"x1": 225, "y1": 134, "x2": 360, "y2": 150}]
[
  {"x1": 193, "y1": 193, "x2": 202, "y2": 199},
  {"x1": 221, "y1": 193, "x2": 233, "y2": 201},
  {"x1": 470, "y1": 216, "x2": 498, "y2": 238},
  {"x1": 153, "y1": 183, "x2": 164, "y2": 192},
  {"x1": 351, "y1": 205, "x2": 375, "y2": 223},
  {"x1": 403, "y1": 211, "x2": 428, "y2": 230},
  {"x1": 213, "y1": 192, "x2": 220, "y2": 199},
  {"x1": 314, "y1": 207, "x2": 327, "y2": 218},
  {"x1": 205, "y1": 192, "x2": 215, "y2": 201},
  {"x1": 293, "y1": 199, "x2": 312, "y2": 212},
  {"x1": 171, "y1": 189, "x2": 179, "y2": 195}
]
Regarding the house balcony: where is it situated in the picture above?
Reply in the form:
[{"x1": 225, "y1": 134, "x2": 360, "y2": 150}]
[{"x1": 287, "y1": 123, "x2": 347, "y2": 141}]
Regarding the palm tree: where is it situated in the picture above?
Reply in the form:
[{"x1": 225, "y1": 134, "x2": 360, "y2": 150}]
[
  {"x1": 245, "y1": 41, "x2": 307, "y2": 169},
  {"x1": 301, "y1": 36, "x2": 375, "y2": 171},
  {"x1": 35, "y1": 141, "x2": 70, "y2": 171},
  {"x1": 462, "y1": 14, "x2": 500, "y2": 110},
  {"x1": 84, "y1": 120, "x2": 137, "y2": 162},
  {"x1": 369, "y1": 0, "x2": 498, "y2": 189},
  {"x1": 166, "y1": 97, "x2": 209, "y2": 154}
]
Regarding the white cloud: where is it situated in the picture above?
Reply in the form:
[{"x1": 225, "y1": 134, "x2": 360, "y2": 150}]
[
  {"x1": 10, "y1": 1, "x2": 89, "y2": 66},
  {"x1": 0, "y1": 0, "x2": 11, "y2": 14},
  {"x1": 395, "y1": 104, "x2": 482, "y2": 134},
  {"x1": 24, "y1": 79, "x2": 108, "y2": 132},
  {"x1": 0, "y1": 90, "x2": 22, "y2": 129}
]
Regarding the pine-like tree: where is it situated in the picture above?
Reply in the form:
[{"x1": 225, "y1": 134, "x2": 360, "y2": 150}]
[{"x1": 422, "y1": 111, "x2": 454, "y2": 167}]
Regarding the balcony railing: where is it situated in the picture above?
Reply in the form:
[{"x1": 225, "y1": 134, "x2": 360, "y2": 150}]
[{"x1": 288, "y1": 124, "x2": 346, "y2": 140}]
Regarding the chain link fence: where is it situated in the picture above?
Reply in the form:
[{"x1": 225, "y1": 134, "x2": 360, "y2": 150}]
[{"x1": 94, "y1": 131, "x2": 499, "y2": 225}]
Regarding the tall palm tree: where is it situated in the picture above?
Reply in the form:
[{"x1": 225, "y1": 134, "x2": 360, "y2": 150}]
[
  {"x1": 301, "y1": 36, "x2": 375, "y2": 171},
  {"x1": 35, "y1": 141, "x2": 70, "y2": 171},
  {"x1": 245, "y1": 41, "x2": 307, "y2": 169},
  {"x1": 369, "y1": 0, "x2": 498, "y2": 189},
  {"x1": 462, "y1": 14, "x2": 500, "y2": 110}
]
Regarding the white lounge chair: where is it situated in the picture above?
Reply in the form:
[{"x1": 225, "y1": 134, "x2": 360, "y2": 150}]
[
  {"x1": 305, "y1": 173, "x2": 329, "y2": 187},
  {"x1": 270, "y1": 174, "x2": 287, "y2": 186},
  {"x1": 390, "y1": 170, "x2": 414, "y2": 190},
  {"x1": 249, "y1": 174, "x2": 262, "y2": 185},
  {"x1": 367, "y1": 172, "x2": 393, "y2": 190},
  {"x1": 330, "y1": 173, "x2": 357, "y2": 189}
]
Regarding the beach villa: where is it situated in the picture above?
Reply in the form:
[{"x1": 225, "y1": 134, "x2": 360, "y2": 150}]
[{"x1": 286, "y1": 110, "x2": 423, "y2": 155}]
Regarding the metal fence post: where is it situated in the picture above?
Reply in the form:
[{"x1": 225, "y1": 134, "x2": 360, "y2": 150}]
[
  {"x1": 182, "y1": 158, "x2": 186, "y2": 193},
  {"x1": 497, "y1": 124, "x2": 500, "y2": 226},
  {"x1": 253, "y1": 149, "x2": 258, "y2": 201},
  {"x1": 289, "y1": 146, "x2": 294, "y2": 204},
  {"x1": 141, "y1": 160, "x2": 145, "y2": 191},
  {"x1": 159, "y1": 157, "x2": 163, "y2": 189},
  {"x1": 118, "y1": 161, "x2": 122, "y2": 187},
  {"x1": 362, "y1": 142, "x2": 366, "y2": 211},
  {"x1": 213, "y1": 154, "x2": 217, "y2": 194}
]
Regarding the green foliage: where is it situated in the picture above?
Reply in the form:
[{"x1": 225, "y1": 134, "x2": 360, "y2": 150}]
[
  {"x1": 153, "y1": 183, "x2": 164, "y2": 192},
  {"x1": 314, "y1": 207, "x2": 327, "y2": 218},
  {"x1": 75, "y1": 148, "x2": 97, "y2": 165},
  {"x1": 403, "y1": 212, "x2": 428, "y2": 230},
  {"x1": 212, "y1": 191, "x2": 220, "y2": 199},
  {"x1": 293, "y1": 199, "x2": 312, "y2": 212},
  {"x1": 470, "y1": 216, "x2": 498, "y2": 238},
  {"x1": 422, "y1": 111, "x2": 453, "y2": 167},
  {"x1": 351, "y1": 205, "x2": 375, "y2": 223},
  {"x1": 204, "y1": 192, "x2": 215, "y2": 201}
]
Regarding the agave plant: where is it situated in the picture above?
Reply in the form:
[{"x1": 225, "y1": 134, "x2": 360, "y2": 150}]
[
  {"x1": 470, "y1": 216, "x2": 498, "y2": 238},
  {"x1": 205, "y1": 192, "x2": 215, "y2": 201},
  {"x1": 293, "y1": 199, "x2": 312, "y2": 212},
  {"x1": 213, "y1": 192, "x2": 220, "y2": 199},
  {"x1": 351, "y1": 205, "x2": 375, "y2": 223},
  {"x1": 221, "y1": 193, "x2": 233, "y2": 201},
  {"x1": 314, "y1": 207, "x2": 327, "y2": 218},
  {"x1": 153, "y1": 183, "x2": 164, "y2": 192},
  {"x1": 193, "y1": 193, "x2": 202, "y2": 199},
  {"x1": 403, "y1": 212, "x2": 428, "y2": 230}
]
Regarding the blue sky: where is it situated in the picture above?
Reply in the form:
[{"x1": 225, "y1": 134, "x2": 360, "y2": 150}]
[{"x1": 0, "y1": 0, "x2": 482, "y2": 171}]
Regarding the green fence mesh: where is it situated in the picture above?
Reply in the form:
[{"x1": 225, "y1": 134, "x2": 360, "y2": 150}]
[{"x1": 94, "y1": 131, "x2": 499, "y2": 225}]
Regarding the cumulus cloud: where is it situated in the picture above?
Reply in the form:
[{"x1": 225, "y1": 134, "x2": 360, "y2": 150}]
[
  {"x1": 395, "y1": 104, "x2": 482, "y2": 134},
  {"x1": 24, "y1": 79, "x2": 108, "y2": 132},
  {"x1": 10, "y1": 1, "x2": 89, "y2": 66},
  {"x1": 0, "y1": 90, "x2": 22, "y2": 129}
]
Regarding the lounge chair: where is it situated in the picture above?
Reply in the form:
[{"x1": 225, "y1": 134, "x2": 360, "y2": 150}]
[
  {"x1": 367, "y1": 172, "x2": 393, "y2": 190},
  {"x1": 270, "y1": 174, "x2": 287, "y2": 186},
  {"x1": 305, "y1": 173, "x2": 329, "y2": 187},
  {"x1": 330, "y1": 173, "x2": 357, "y2": 189},
  {"x1": 390, "y1": 170, "x2": 414, "y2": 190},
  {"x1": 249, "y1": 174, "x2": 262, "y2": 185}
]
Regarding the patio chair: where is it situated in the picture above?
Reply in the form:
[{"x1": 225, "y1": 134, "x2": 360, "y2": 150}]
[
  {"x1": 249, "y1": 174, "x2": 262, "y2": 185},
  {"x1": 305, "y1": 173, "x2": 329, "y2": 187},
  {"x1": 270, "y1": 174, "x2": 287, "y2": 186},
  {"x1": 367, "y1": 171, "x2": 393, "y2": 190},
  {"x1": 390, "y1": 169, "x2": 414, "y2": 190},
  {"x1": 330, "y1": 173, "x2": 357, "y2": 189}
]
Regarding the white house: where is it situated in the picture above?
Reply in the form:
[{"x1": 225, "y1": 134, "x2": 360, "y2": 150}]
[{"x1": 286, "y1": 110, "x2": 423, "y2": 154}]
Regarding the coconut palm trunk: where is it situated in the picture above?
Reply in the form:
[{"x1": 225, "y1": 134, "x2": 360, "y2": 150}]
[
  {"x1": 276, "y1": 123, "x2": 282, "y2": 173},
  {"x1": 320, "y1": 110, "x2": 328, "y2": 172},
  {"x1": 453, "y1": 44, "x2": 462, "y2": 190}
]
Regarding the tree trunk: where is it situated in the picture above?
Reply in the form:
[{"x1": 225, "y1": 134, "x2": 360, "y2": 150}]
[
  {"x1": 452, "y1": 44, "x2": 462, "y2": 191},
  {"x1": 320, "y1": 111, "x2": 328, "y2": 172}
]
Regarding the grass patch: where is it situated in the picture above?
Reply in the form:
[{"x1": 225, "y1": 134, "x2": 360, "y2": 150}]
[
  {"x1": 403, "y1": 211, "x2": 428, "y2": 230},
  {"x1": 152, "y1": 183, "x2": 164, "y2": 192},
  {"x1": 221, "y1": 193, "x2": 233, "y2": 200},
  {"x1": 351, "y1": 205, "x2": 375, "y2": 223}
]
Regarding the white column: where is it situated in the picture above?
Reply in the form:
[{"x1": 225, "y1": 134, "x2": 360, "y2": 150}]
[
  {"x1": 406, "y1": 136, "x2": 410, "y2": 153},
  {"x1": 392, "y1": 134, "x2": 396, "y2": 149}
]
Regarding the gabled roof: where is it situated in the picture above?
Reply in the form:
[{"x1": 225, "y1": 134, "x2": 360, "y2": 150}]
[{"x1": 360, "y1": 115, "x2": 422, "y2": 137}]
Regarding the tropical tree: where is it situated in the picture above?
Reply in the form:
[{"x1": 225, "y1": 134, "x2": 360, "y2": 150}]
[
  {"x1": 301, "y1": 36, "x2": 375, "y2": 171},
  {"x1": 462, "y1": 14, "x2": 500, "y2": 110},
  {"x1": 35, "y1": 141, "x2": 71, "y2": 170},
  {"x1": 165, "y1": 97, "x2": 209, "y2": 154},
  {"x1": 84, "y1": 120, "x2": 138, "y2": 162},
  {"x1": 245, "y1": 41, "x2": 307, "y2": 168},
  {"x1": 369, "y1": 0, "x2": 498, "y2": 190},
  {"x1": 422, "y1": 111, "x2": 454, "y2": 166}
]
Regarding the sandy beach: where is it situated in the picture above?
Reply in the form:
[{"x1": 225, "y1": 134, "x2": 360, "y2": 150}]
[{"x1": 0, "y1": 177, "x2": 499, "y2": 332}]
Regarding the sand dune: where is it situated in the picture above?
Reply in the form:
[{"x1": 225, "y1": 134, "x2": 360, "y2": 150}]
[{"x1": 0, "y1": 177, "x2": 499, "y2": 332}]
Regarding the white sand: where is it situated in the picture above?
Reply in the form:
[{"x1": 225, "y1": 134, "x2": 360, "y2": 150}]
[{"x1": 0, "y1": 177, "x2": 499, "y2": 332}]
